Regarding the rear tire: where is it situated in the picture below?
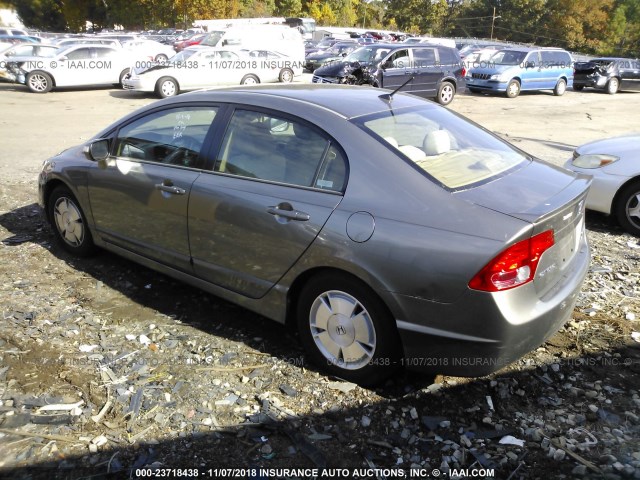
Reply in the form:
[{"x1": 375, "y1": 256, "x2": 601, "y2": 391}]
[
  {"x1": 573, "y1": 85, "x2": 584, "y2": 91},
  {"x1": 155, "y1": 54, "x2": 169, "y2": 63},
  {"x1": 614, "y1": 180, "x2": 640, "y2": 237},
  {"x1": 436, "y1": 81, "x2": 455, "y2": 105},
  {"x1": 606, "y1": 78, "x2": 619, "y2": 95},
  {"x1": 553, "y1": 78, "x2": 566, "y2": 96},
  {"x1": 296, "y1": 273, "x2": 401, "y2": 386},
  {"x1": 155, "y1": 76, "x2": 178, "y2": 98},
  {"x1": 48, "y1": 186, "x2": 96, "y2": 256},
  {"x1": 118, "y1": 68, "x2": 130, "y2": 87},
  {"x1": 506, "y1": 79, "x2": 520, "y2": 98}
]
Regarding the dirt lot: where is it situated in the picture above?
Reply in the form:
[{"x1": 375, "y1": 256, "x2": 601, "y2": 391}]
[{"x1": 1, "y1": 83, "x2": 640, "y2": 480}]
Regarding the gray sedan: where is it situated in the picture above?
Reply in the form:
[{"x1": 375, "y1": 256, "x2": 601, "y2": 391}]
[{"x1": 38, "y1": 85, "x2": 591, "y2": 385}]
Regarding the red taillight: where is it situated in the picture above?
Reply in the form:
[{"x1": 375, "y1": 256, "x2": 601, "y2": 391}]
[
  {"x1": 461, "y1": 67, "x2": 467, "y2": 77},
  {"x1": 469, "y1": 230, "x2": 555, "y2": 292}
]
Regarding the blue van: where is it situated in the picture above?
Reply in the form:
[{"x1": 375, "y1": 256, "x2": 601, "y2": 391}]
[{"x1": 466, "y1": 47, "x2": 573, "y2": 98}]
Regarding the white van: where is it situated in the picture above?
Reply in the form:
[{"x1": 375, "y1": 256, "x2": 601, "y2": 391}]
[{"x1": 199, "y1": 25, "x2": 303, "y2": 64}]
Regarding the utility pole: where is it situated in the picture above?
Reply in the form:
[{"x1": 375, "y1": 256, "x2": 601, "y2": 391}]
[{"x1": 490, "y1": 7, "x2": 498, "y2": 41}]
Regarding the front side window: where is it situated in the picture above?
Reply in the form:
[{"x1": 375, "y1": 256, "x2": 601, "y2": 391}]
[
  {"x1": 491, "y1": 50, "x2": 528, "y2": 66},
  {"x1": 355, "y1": 106, "x2": 527, "y2": 190},
  {"x1": 216, "y1": 109, "x2": 347, "y2": 192},
  {"x1": 115, "y1": 107, "x2": 218, "y2": 167}
]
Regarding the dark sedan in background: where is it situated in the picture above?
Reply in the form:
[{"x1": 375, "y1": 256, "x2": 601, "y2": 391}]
[
  {"x1": 39, "y1": 85, "x2": 590, "y2": 386},
  {"x1": 573, "y1": 57, "x2": 640, "y2": 94}
]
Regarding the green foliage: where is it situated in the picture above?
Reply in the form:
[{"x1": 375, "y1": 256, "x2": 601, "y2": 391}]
[{"x1": 6, "y1": 0, "x2": 640, "y2": 57}]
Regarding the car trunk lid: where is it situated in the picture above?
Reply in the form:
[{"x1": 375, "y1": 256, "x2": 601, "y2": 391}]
[{"x1": 456, "y1": 161, "x2": 590, "y2": 295}]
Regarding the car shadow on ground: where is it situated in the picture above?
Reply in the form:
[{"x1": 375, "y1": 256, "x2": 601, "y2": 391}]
[
  {"x1": 1, "y1": 202, "x2": 640, "y2": 479},
  {"x1": 0, "y1": 343, "x2": 639, "y2": 479},
  {"x1": 0, "y1": 202, "x2": 436, "y2": 394}
]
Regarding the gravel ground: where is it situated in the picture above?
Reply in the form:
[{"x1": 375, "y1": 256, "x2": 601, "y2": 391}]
[{"x1": 1, "y1": 85, "x2": 639, "y2": 480}]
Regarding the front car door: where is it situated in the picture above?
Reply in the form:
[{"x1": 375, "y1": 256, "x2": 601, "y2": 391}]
[
  {"x1": 519, "y1": 51, "x2": 541, "y2": 90},
  {"x1": 378, "y1": 48, "x2": 414, "y2": 93},
  {"x1": 189, "y1": 108, "x2": 348, "y2": 298},
  {"x1": 87, "y1": 106, "x2": 219, "y2": 271}
]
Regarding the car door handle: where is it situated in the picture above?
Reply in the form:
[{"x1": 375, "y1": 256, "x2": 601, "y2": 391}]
[
  {"x1": 267, "y1": 205, "x2": 310, "y2": 221},
  {"x1": 155, "y1": 181, "x2": 186, "y2": 195}
]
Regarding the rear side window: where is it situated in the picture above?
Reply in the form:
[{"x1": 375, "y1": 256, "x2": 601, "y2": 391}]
[
  {"x1": 216, "y1": 109, "x2": 347, "y2": 192},
  {"x1": 437, "y1": 47, "x2": 459, "y2": 66},
  {"x1": 540, "y1": 50, "x2": 571, "y2": 68},
  {"x1": 413, "y1": 48, "x2": 436, "y2": 64}
]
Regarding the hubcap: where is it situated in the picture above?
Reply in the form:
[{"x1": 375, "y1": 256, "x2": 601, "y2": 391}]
[
  {"x1": 626, "y1": 192, "x2": 640, "y2": 228},
  {"x1": 309, "y1": 290, "x2": 376, "y2": 370},
  {"x1": 162, "y1": 80, "x2": 176, "y2": 96},
  {"x1": 54, "y1": 197, "x2": 84, "y2": 247},
  {"x1": 281, "y1": 70, "x2": 293, "y2": 82},
  {"x1": 508, "y1": 83, "x2": 519, "y2": 96},
  {"x1": 243, "y1": 77, "x2": 257, "y2": 85},
  {"x1": 557, "y1": 82, "x2": 565, "y2": 94},
  {"x1": 29, "y1": 74, "x2": 47, "y2": 92},
  {"x1": 441, "y1": 85, "x2": 453, "y2": 103}
]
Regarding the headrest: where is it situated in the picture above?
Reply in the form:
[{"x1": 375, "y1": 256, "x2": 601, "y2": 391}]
[{"x1": 423, "y1": 130, "x2": 451, "y2": 155}]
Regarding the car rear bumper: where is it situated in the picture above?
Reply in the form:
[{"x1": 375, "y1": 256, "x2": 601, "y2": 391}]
[{"x1": 389, "y1": 236, "x2": 590, "y2": 376}]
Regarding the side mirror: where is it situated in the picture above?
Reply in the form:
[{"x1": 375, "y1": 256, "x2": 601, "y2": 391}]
[
  {"x1": 84, "y1": 139, "x2": 110, "y2": 162},
  {"x1": 382, "y1": 60, "x2": 393, "y2": 70},
  {"x1": 341, "y1": 52, "x2": 347, "y2": 57},
  {"x1": 59, "y1": 56, "x2": 68, "y2": 62},
  {"x1": 525, "y1": 61, "x2": 535, "y2": 68}
]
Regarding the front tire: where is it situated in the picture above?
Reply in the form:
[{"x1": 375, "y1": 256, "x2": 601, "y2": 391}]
[
  {"x1": 506, "y1": 79, "x2": 520, "y2": 98},
  {"x1": 436, "y1": 81, "x2": 455, "y2": 105},
  {"x1": 297, "y1": 273, "x2": 401, "y2": 386},
  {"x1": 240, "y1": 74, "x2": 260, "y2": 85},
  {"x1": 48, "y1": 186, "x2": 96, "y2": 256},
  {"x1": 155, "y1": 76, "x2": 178, "y2": 98},
  {"x1": 553, "y1": 78, "x2": 566, "y2": 96},
  {"x1": 606, "y1": 78, "x2": 619, "y2": 95},
  {"x1": 614, "y1": 180, "x2": 640, "y2": 236},
  {"x1": 26, "y1": 71, "x2": 53, "y2": 93}
]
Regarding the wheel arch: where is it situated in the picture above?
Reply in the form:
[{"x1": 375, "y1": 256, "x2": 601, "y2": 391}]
[
  {"x1": 41, "y1": 178, "x2": 72, "y2": 223},
  {"x1": 611, "y1": 175, "x2": 640, "y2": 214},
  {"x1": 29, "y1": 69, "x2": 56, "y2": 87},
  {"x1": 284, "y1": 266, "x2": 401, "y2": 346}
]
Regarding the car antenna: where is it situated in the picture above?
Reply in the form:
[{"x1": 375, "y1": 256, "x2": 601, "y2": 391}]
[{"x1": 379, "y1": 75, "x2": 415, "y2": 102}]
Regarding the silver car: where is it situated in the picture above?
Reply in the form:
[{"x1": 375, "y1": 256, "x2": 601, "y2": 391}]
[
  {"x1": 38, "y1": 85, "x2": 591, "y2": 385},
  {"x1": 564, "y1": 134, "x2": 640, "y2": 236}
]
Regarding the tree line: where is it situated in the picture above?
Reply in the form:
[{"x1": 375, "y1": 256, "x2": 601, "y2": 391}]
[{"x1": 5, "y1": 0, "x2": 639, "y2": 57}]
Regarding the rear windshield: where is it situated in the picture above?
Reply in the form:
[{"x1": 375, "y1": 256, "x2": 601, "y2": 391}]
[{"x1": 354, "y1": 106, "x2": 528, "y2": 190}]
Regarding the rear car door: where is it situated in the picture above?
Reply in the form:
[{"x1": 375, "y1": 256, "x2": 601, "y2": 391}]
[
  {"x1": 87, "y1": 106, "x2": 219, "y2": 272},
  {"x1": 410, "y1": 47, "x2": 440, "y2": 97},
  {"x1": 620, "y1": 60, "x2": 640, "y2": 91},
  {"x1": 189, "y1": 108, "x2": 348, "y2": 298}
]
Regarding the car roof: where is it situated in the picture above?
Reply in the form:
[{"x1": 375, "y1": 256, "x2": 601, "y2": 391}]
[{"x1": 166, "y1": 84, "x2": 432, "y2": 119}]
